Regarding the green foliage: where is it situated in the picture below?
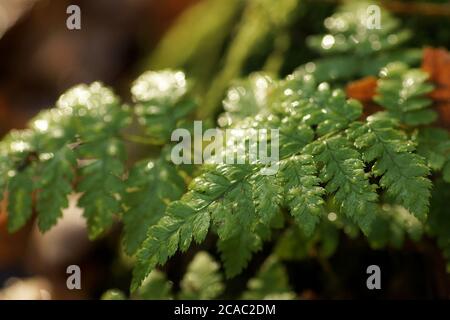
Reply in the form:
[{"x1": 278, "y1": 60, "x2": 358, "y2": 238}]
[
  {"x1": 59, "y1": 82, "x2": 131, "y2": 239},
  {"x1": 135, "y1": 270, "x2": 173, "y2": 300},
  {"x1": 347, "y1": 117, "x2": 431, "y2": 221},
  {"x1": 179, "y1": 251, "x2": 224, "y2": 299},
  {"x1": 242, "y1": 256, "x2": 295, "y2": 299},
  {"x1": 307, "y1": 2, "x2": 410, "y2": 56},
  {"x1": 416, "y1": 128, "x2": 450, "y2": 183},
  {"x1": 274, "y1": 222, "x2": 339, "y2": 261},
  {"x1": 148, "y1": 0, "x2": 242, "y2": 76},
  {"x1": 218, "y1": 228, "x2": 267, "y2": 279},
  {"x1": 103, "y1": 252, "x2": 296, "y2": 300},
  {"x1": 131, "y1": 62, "x2": 433, "y2": 288},
  {"x1": 136, "y1": 252, "x2": 224, "y2": 300},
  {"x1": 131, "y1": 70, "x2": 197, "y2": 144},
  {"x1": 2, "y1": 63, "x2": 434, "y2": 291},
  {"x1": 304, "y1": 136, "x2": 378, "y2": 234},
  {"x1": 280, "y1": 155, "x2": 324, "y2": 236},
  {"x1": 132, "y1": 164, "x2": 262, "y2": 288},
  {"x1": 36, "y1": 146, "x2": 76, "y2": 231},
  {"x1": 77, "y1": 139, "x2": 126, "y2": 239},
  {"x1": 368, "y1": 204, "x2": 423, "y2": 249},
  {"x1": 219, "y1": 73, "x2": 274, "y2": 126},
  {"x1": 374, "y1": 63, "x2": 436, "y2": 126},
  {"x1": 131, "y1": 189, "x2": 212, "y2": 290},
  {"x1": 298, "y1": 1, "x2": 421, "y2": 83},
  {"x1": 101, "y1": 289, "x2": 127, "y2": 300},
  {"x1": 1, "y1": 82, "x2": 131, "y2": 236},
  {"x1": 122, "y1": 152, "x2": 186, "y2": 255}
]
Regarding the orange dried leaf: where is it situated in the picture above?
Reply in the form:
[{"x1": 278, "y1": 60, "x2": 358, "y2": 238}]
[
  {"x1": 346, "y1": 76, "x2": 378, "y2": 102},
  {"x1": 422, "y1": 47, "x2": 450, "y2": 128}
]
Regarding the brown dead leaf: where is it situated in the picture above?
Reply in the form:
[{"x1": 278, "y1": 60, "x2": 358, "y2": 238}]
[
  {"x1": 346, "y1": 76, "x2": 378, "y2": 102},
  {"x1": 346, "y1": 76, "x2": 381, "y2": 119},
  {"x1": 422, "y1": 47, "x2": 450, "y2": 128}
]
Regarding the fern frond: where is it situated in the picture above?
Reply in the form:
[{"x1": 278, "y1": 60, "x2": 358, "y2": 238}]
[
  {"x1": 274, "y1": 222, "x2": 339, "y2": 261},
  {"x1": 368, "y1": 204, "x2": 423, "y2": 249},
  {"x1": 219, "y1": 73, "x2": 274, "y2": 126},
  {"x1": 101, "y1": 289, "x2": 127, "y2": 300},
  {"x1": 374, "y1": 62, "x2": 436, "y2": 126},
  {"x1": 218, "y1": 226, "x2": 266, "y2": 278},
  {"x1": 307, "y1": 2, "x2": 410, "y2": 56},
  {"x1": 304, "y1": 135, "x2": 378, "y2": 234},
  {"x1": 416, "y1": 128, "x2": 450, "y2": 183},
  {"x1": 272, "y1": 75, "x2": 362, "y2": 137},
  {"x1": 347, "y1": 116, "x2": 432, "y2": 220},
  {"x1": 298, "y1": 1, "x2": 419, "y2": 83},
  {"x1": 280, "y1": 155, "x2": 325, "y2": 236},
  {"x1": 1, "y1": 82, "x2": 130, "y2": 234},
  {"x1": 7, "y1": 167, "x2": 35, "y2": 232},
  {"x1": 179, "y1": 251, "x2": 224, "y2": 299},
  {"x1": 251, "y1": 173, "x2": 283, "y2": 225},
  {"x1": 36, "y1": 146, "x2": 76, "y2": 231},
  {"x1": 131, "y1": 199, "x2": 211, "y2": 291},
  {"x1": 122, "y1": 153, "x2": 185, "y2": 255},
  {"x1": 76, "y1": 138, "x2": 126, "y2": 239},
  {"x1": 242, "y1": 256, "x2": 294, "y2": 300},
  {"x1": 135, "y1": 270, "x2": 173, "y2": 300},
  {"x1": 131, "y1": 70, "x2": 196, "y2": 143}
]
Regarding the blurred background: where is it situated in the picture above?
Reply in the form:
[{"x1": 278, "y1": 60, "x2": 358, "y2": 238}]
[
  {"x1": 0, "y1": 0, "x2": 200, "y2": 135},
  {"x1": 0, "y1": 0, "x2": 449, "y2": 299}
]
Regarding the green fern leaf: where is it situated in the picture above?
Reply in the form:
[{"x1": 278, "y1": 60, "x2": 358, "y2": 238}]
[
  {"x1": 77, "y1": 139, "x2": 126, "y2": 239},
  {"x1": 122, "y1": 154, "x2": 185, "y2": 255},
  {"x1": 374, "y1": 62, "x2": 436, "y2": 126},
  {"x1": 242, "y1": 255, "x2": 294, "y2": 300},
  {"x1": 347, "y1": 116, "x2": 431, "y2": 220},
  {"x1": 131, "y1": 70, "x2": 196, "y2": 143},
  {"x1": 273, "y1": 76, "x2": 362, "y2": 137},
  {"x1": 280, "y1": 155, "x2": 325, "y2": 236},
  {"x1": 307, "y1": 2, "x2": 410, "y2": 57},
  {"x1": 135, "y1": 270, "x2": 173, "y2": 300},
  {"x1": 416, "y1": 128, "x2": 450, "y2": 170},
  {"x1": 101, "y1": 289, "x2": 127, "y2": 300},
  {"x1": 0, "y1": 130, "x2": 35, "y2": 226},
  {"x1": 218, "y1": 230, "x2": 263, "y2": 279},
  {"x1": 275, "y1": 222, "x2": 339, "y2": 261},
  {"x1": 416, "y1": 128, "x2": 450, "y2": 184},
  {"x1": 299, "y1": 1, "x2": 418, "y2": 83},
  {"x1": 179, "y1": 251, "x2": 224, "y2": 299},
  {"x1": 7, "y1": 167, "x2": 35, "y2": 232},
  {"x1": 36, "y1": 146, "x2": 76, "y2": 231},
  {"x1": 368, "y1": 204, "x2": 423, "y2": 249},
  {"x1": 251, "y1": 173, "x2": 283, "y2": 225},
  {"x1": 218, "y1": 73, "x2": 273, "y2": 126},
  {"x1": 131, "y1": 200, "x2": 211, "y2": 291},
  {"x1": 304, "y1": 135, "x2": 378, "y2": 234}
]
